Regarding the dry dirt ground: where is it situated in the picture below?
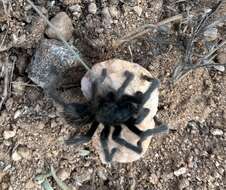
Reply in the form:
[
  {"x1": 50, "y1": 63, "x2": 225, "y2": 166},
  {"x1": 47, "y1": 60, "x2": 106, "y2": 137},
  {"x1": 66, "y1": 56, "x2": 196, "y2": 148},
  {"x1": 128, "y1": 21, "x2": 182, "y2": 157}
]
[{"x1": 0, "y1": 0, "x2": 226, "y2": 190}]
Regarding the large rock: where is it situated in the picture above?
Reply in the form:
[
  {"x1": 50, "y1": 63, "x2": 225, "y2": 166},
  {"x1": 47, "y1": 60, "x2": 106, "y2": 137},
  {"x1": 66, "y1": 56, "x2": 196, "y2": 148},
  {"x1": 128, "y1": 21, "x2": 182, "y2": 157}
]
[{"x1": 81, "y1": 59, "x2": 159, "y2": 163}]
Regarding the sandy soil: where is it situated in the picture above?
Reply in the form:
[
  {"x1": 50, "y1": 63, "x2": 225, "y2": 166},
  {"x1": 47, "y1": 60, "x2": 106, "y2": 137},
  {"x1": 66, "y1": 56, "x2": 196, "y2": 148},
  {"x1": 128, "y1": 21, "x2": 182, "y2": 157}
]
[{"x1": 0, "y1": 0, "x2": 226, "y2": 189}]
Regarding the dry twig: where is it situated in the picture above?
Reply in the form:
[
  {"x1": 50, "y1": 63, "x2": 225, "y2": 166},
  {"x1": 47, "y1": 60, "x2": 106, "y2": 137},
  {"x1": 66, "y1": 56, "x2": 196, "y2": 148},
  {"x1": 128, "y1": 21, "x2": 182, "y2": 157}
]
[
  {"x1": 173, "y1": 40, "x2": 226, "y2": 81},
  {"x1": 0, "y1": 56, "x2": 15, "y2": 110},
  {"x1": 112, "y1": 15, "x2": 183, "y2": 48}
]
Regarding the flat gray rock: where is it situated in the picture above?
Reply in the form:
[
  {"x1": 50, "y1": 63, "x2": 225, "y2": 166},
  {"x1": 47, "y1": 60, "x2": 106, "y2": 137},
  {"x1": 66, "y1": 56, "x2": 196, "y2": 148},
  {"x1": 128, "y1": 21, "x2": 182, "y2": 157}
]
[{"x1": 28, "y1": 39, "x2": 80, "y2": 88}]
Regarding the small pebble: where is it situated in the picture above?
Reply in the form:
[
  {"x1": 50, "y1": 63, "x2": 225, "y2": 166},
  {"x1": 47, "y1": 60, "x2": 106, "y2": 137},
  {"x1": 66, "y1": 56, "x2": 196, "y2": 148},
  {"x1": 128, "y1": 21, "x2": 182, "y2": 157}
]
[
  {"x1": 0, "y1": 171, "x2": 7, "y2": 182},
  {"x1": 14, "y1": 109, "x2": 22, "y2": 120},
  {"x1": 17, "y1": 146, "x2": 32, "y2": 160},
  {"x1": 69, "y1": 5, "x2": 82, "y2": 17},
  {"x1": 1, "y1": 182, "x2": 9, "y2": 190},
  {"x1": 12, "y1": 151, "x2": 22, "y2": 161},
  {"x1": 178, "y1": 178, "x2": 190, "y2": 190},
  {"x1": 45, "y1": 12, "x2": 74, "y2": 41},
  {"x1": 109, "y1": 6, "x2": 119, "y2": 18},
  {"x1": 79, "y1": 149, "x2": 90, "y2": 156},
  {"x1": 5, "y1": 98, "x2": 14, "y2": 111},
  {"x1": 25, "y1": 179, "x2": 37, "y2": 189},
  {"x1": 3, "y1": 140, "x2": 12, "y2": 146},
  {"x1": 174, "y1": 167, "x2": 187, "y2": 176},
  {"x1": 204, "y1": 27, "x2": 218, "y2": 41},
  {"x1": 88, "y1": 3, "x2": 97, "y2": 14},
  {"x1": 12, "y1": 77, "x2": 26, "y2": 96},
  {"x1": 149, "y1": 173, "x2": 158, "y2": 184},
  {"x1": 3, "y1": 130, "x2": 16, "y2": 139},
  {"x1": 217, "y1": 50, "x2": 226, "y2": 64},
  {"x1": 0, "y1": 161, "x2": 5, "y2": 169},
  {"x1": 97, "y1": 168, "x2": 107, "y2": 180},
  {"x1": 211, "y1": 128, "x2": 223, "y2": 136},
  {"x1": 218, "y1": 167, "x2": 225, "y2": 176},
  {"x1": 56, "y1": 168, "x2": 70, "y2": 181},
  {"x1": 133, "y1": 6, "x2": 142, "y2": 17},
  {"x1": 213, "y1": 65, "x2": 225, "y2": 72},
  {"x1": 75, "y1": 169, "x2": 93, "y2": 185},
  {"x1": 69, "y1": 5, "x2": 81, "y2": 12},
  {"x1": 187, "y1": 156, "x2": 194, "y2": 168}
]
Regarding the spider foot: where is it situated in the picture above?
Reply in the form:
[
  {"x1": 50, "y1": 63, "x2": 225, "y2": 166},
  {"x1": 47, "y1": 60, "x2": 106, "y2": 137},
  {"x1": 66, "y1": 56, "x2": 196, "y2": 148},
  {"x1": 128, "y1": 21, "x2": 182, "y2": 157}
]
[{"x1": 105, "y1": 147, "x2": 118, "y2": 163}]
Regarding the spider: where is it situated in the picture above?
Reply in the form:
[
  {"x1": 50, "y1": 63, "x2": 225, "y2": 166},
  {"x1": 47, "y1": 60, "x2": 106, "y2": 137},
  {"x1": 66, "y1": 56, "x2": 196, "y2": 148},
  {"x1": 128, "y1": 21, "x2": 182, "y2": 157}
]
[{"x1": 46, "y1": 67, "x2": 168, "y2": 162}]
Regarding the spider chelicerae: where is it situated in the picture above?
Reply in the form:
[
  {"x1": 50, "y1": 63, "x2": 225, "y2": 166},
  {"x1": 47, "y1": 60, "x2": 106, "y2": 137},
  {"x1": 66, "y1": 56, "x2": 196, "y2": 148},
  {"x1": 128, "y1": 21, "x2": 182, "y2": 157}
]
[{"x1": 46, "y1": 68, "x2": 168, "y2": 162}]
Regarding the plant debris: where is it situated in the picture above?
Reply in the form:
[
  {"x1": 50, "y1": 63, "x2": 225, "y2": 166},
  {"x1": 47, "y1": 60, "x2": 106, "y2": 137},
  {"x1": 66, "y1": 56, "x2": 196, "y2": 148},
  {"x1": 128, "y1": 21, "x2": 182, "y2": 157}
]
[
  {"x1": 0, "y1": 55, "x2": 15, "y2": 110},
  {"x1": 34, "y1": 166, "x2": 72, "y2": 190}
]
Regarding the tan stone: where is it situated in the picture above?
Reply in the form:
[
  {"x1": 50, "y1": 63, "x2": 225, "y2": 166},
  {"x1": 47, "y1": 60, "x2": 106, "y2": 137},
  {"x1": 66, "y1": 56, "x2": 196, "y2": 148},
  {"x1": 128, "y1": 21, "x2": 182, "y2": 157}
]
[
  {"x1": 45, "y1": 12, "x2": 74, "y2": 41},
  {"x1": 12, "y1": 151, "x2": 22, "y2": 161},
  {"x1": 3, "y1": 130, "x2": 16, "y2": 139},
  {"x1": 81, "y1": 59, "x2": 159, "y2": 163},
  {"x1": 17, "y1": 146, "x2": 32, "y2": 160},
  {"x1": 56, "y1": 168, "x2": 70, "y2": 181}
]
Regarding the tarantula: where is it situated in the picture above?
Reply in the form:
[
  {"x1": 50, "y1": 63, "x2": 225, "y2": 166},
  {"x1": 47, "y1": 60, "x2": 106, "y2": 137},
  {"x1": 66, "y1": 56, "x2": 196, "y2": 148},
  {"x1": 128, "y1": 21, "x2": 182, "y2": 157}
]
[{"x1": 46, "y1": 68, "x2": 168, "y2": 162}]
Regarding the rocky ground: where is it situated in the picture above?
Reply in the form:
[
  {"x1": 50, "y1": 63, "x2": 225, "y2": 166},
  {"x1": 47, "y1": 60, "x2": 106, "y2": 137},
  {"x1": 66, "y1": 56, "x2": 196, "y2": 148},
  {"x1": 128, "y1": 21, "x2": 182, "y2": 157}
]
[{"x1": 0, "y1": 0, "x2": 226, "y2": 189}]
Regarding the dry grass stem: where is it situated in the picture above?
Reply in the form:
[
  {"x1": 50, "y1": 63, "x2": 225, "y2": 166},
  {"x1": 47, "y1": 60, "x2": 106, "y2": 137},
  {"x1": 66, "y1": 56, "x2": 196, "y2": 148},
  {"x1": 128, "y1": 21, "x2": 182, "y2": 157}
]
[
  {"x1": 173, "y1": 1, "x2": 226, "y2": 82},
  {"x1": 112, "y1": 15, "x2": 183, "y2": 48}
]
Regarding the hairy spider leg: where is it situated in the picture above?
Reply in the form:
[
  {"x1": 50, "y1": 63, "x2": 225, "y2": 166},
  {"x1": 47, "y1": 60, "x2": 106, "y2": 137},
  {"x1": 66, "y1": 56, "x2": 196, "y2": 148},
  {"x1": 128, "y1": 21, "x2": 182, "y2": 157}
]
[
  {"x1": 137, "y1": 79, "x2": 160, "y2": 112},
  {"x1": 137, "y1": 124, "x2": 169, "y2": 146},
  {"x1": 100, "y1": 125, "x2": 117, "y2": 162},
  {"x1": 116, "y1": 71, "x2": 134, "y2": 98},
  {"x1": 124, "y1": 115, "x2": 168, "y2": 153},
  {"x1": 65, "y1": 121, "x2": 99, "y2": 145},
  {"x1": 112, "y1": 125, "x2": 142, "y2": 154},
  {"x1": 125, "y1": 120, "x2": 143, "y2": 136}
]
